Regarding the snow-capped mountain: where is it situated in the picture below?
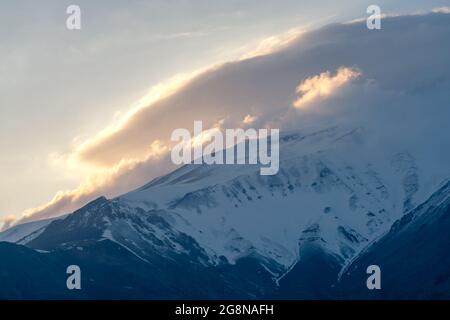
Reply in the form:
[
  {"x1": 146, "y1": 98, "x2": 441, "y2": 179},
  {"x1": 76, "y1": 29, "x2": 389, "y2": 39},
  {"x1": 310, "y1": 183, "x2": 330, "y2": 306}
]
[
  {"x1": 2, "y1": 123, "x2": 444, "y2": 298},
  {"x1": 108, "y1": 124, "x2": 421, "y2": 273},
  {"x1": 0, "y1": 216, "x2": 62, "y2": 244},
  {"x1": 1, "y1": 12, "x2": 449, "y2": 299},
  {"x1": 337, "y1": 179, "x2": 450, "y2": 299}
]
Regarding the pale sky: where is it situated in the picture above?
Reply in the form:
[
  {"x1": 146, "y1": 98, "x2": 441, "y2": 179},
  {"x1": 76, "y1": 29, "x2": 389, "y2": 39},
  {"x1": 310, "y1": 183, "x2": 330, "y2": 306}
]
[{"x1": 1, "y1": 0, "x2": 448, "y2": 225}]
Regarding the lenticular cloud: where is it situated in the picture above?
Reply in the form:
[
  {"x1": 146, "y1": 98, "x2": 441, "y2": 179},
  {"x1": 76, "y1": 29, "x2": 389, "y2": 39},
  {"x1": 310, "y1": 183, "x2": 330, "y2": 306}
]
[{"x1": 3, "y1": 11, "x2": 450, "y2": 230}]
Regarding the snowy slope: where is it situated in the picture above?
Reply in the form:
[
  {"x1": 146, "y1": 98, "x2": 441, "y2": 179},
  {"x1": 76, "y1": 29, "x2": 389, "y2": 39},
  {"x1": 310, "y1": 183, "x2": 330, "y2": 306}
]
[
  {"x1": 337, "y1": 179, "x2": 450, "y2": 299},
  {"x1": 0, "y1": 216, "x2": 63, "y2": 244},
  {"x1": 4, "y1": 125, "x2": 430, "y2": 273},
  {"x1": 74, "y1": 124, "x2": 437, "y2": 278}
]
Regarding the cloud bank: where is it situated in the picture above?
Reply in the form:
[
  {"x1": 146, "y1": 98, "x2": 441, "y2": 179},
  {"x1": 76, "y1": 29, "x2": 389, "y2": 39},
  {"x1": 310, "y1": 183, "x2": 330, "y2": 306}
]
[{"x1": 3, "y1": 10, "x2": 450, "y2": 230}]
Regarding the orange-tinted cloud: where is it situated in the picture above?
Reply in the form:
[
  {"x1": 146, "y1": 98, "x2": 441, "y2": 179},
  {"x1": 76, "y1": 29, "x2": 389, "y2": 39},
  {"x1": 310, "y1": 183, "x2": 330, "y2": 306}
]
[
  {"x1": 242, "y1": 114, "x2": 257, "y2": 125},
  {"x1": 293, "y1": 67, "x2": 361, "y2": 109},
  {"x1": 4, "y1": 145, "x2": 175, "y2": 229},
  {"x1": 239, "y1": 28, "x2": 303, "y2": 60}
]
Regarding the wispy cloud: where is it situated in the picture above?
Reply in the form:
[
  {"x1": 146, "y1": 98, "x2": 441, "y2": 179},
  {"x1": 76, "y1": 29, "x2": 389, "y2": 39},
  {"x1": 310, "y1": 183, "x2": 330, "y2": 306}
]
[
  {"x1": 239, "y1": 28, "x2": 304, "y2": 60},
  {"x1": 432, "y1": 7, "x2": 450, "y2": 14},
  {"x1": 345, "y1": 7, "x2": 450, "y2": 24},
  {"x1": 152, "y1": 31, "x2": 208, "y2": 41}
]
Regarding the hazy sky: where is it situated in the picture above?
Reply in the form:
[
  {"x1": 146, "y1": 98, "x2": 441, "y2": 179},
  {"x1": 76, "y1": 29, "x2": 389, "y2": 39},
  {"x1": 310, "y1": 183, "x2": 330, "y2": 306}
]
[{"x1": 1, "y1": 0, "x2": 449, "y2": 225}]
